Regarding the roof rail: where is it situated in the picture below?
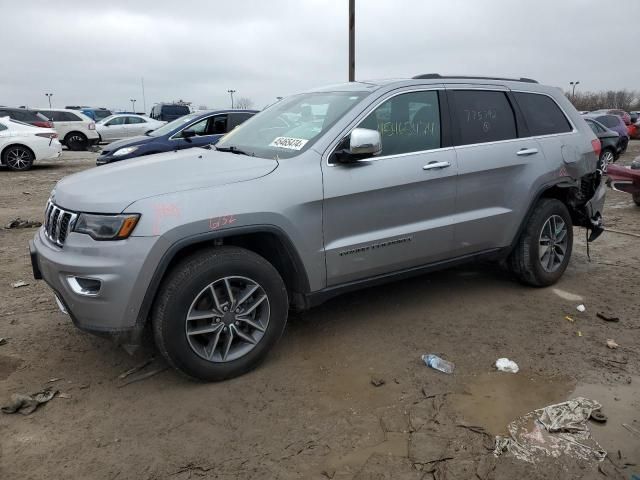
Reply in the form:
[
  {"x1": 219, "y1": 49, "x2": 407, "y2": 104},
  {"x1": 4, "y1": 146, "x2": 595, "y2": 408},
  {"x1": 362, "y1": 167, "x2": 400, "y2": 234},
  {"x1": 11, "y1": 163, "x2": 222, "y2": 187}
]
[{"x1": 412, "y1": 74, "x2": 538, "y2": 84}]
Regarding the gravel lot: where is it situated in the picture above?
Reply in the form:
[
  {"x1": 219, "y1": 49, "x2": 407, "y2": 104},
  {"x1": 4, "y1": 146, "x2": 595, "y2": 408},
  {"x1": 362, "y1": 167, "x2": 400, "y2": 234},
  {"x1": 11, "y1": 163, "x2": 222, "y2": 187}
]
[{"x1": 1, "y1": 143, "x2": 639, "y2": 479}]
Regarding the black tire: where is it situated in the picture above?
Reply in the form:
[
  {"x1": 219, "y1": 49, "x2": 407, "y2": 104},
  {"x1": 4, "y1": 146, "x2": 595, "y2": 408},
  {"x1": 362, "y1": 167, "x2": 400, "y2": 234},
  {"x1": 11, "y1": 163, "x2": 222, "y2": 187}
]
[
  {"x1": 65, "y1": 132, "x2": 88, "y2": 151},
  {"x1": 2, "y1": 145, "x2": 34, "y2": 171},
  {"x1": 508, "y1": 199, "x2": 573, "y2": 287},
  {"x1": 152, "y1": 246, "x2": 288, "y2": 381},
  {"x1": 633, "y1": 193, "x2": 640, "y2": 207}
]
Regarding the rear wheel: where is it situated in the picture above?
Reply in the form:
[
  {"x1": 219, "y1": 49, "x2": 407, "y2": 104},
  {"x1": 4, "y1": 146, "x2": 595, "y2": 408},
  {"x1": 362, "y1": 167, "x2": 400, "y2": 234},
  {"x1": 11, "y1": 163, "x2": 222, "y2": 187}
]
[
  {"x1": 65, "y1": 132, "x2": 88, "y2": 151},
  {"x1": 509, "y1": 199, "x2": 573, "y2": 287},
  {"x1": 152, "y1": 246, "x2": 288, "y2": 381},
  {"x1": 599, "y1": 148, "x2": 615, "y2": 170},
  {"x1": 3, "y1": 145, "x2": 34, "y2": 171}
]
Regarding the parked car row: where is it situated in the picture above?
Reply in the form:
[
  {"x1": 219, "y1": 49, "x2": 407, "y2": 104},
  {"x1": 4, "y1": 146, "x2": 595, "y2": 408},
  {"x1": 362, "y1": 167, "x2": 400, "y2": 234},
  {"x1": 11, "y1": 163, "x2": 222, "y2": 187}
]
[
  {"x1": 96, "y1": 114, "x2": 166, "y2": 142},
  {"x1": 0, "y1": 116, "x2": 61, "y2": 170}
]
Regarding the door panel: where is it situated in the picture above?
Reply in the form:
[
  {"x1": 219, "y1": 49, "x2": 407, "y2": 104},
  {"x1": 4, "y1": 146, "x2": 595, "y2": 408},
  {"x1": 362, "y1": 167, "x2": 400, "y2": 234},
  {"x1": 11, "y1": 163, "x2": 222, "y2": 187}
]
[{"x1": 321, "y1": 89, "x2": 458, "y2": 286}]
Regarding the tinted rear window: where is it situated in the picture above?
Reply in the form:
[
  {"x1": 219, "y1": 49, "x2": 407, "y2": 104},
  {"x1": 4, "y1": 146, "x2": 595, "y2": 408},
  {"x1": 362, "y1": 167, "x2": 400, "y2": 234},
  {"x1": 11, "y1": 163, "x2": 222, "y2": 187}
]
[
  {"x1": 514, "y1": 92, "x2": 572, "y2": 136},
  {"x1": 1, "y1": 109, "x2": 41, "y2": 122},
  {"x1": 163, "y1": 106, "x2": 190, "y2": 115},
  {"x1": 597, "y1": 115, "x2": 619, "y2": 128},
  {"x1": 450, "y1": 90, "x2": 517, "y2": 145}
]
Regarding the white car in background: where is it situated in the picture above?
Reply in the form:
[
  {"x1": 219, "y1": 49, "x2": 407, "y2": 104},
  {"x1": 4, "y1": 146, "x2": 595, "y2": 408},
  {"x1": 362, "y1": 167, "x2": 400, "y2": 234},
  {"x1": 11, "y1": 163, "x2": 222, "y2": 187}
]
[
  {"x1": 96, "y1": 114, "x2": 166, "y2": 142},
  {"x1": 0, "y1": 116, "x2": 61, "y2": 171},
  {"x1": 33, "y1": 108, "x2": 99, "y2": 151}
]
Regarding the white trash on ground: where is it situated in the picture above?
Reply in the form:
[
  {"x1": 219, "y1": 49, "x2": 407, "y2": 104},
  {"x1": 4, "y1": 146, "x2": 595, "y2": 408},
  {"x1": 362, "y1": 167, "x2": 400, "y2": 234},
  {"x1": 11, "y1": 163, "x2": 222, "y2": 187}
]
[
  {"x1": 576, "y1": 304, "x2": 586, "y2": 312},
  {"x1": 494, "y1": 397, "x2": 606, "y2": 464},
  {"x1": 495, "y1": 358, "x2": 519, "y2": 373},
  {"x1": 421, "y1": 354, "x2": 455, "y2": 374}
]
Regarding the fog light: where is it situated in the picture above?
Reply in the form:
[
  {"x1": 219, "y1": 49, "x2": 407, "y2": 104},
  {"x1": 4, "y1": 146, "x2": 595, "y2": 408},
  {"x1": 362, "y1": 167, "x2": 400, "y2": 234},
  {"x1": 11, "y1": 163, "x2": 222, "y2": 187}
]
[{"x1": 66, "y1": 276, "x2": 102, "y2": 296}]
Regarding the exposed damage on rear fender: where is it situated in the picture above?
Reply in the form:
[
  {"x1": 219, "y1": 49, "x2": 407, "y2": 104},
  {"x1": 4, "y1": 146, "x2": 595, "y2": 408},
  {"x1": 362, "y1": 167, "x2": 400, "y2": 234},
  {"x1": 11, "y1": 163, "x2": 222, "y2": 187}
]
[{"x1": 561, "y1": 170, "x2": 606, "y2": 241}]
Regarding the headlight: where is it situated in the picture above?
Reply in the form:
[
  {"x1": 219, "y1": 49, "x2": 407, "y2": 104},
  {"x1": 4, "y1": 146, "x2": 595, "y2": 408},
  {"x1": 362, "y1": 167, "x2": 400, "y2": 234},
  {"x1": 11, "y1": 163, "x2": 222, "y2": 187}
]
[
  {"x1": 74, "y1": 213, "x2": 140, "y2": 240},
  {"x1": 113, "y1": 146, "x2": 139, "y2": 157}
]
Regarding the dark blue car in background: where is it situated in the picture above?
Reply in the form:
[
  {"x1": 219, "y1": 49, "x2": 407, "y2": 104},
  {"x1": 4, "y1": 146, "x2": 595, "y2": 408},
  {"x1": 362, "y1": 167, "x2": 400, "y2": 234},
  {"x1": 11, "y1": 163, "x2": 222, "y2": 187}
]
[{"x1": 96, "y1": 109, "x2": 257, "y2": 165}]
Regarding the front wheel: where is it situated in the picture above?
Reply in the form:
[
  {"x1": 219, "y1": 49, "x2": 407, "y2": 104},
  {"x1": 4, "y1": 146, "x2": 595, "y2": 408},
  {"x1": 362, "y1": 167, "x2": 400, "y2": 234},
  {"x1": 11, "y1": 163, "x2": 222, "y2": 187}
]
[
  {"x1": 599, "y1": 148, "x2": 615, "y2": 170},
  {"x1": 152, "y1": 246, "x2": 288, "y2": 381},
  {"x1": 508, "y1": 199, "x2": 573, "y2": 287}
]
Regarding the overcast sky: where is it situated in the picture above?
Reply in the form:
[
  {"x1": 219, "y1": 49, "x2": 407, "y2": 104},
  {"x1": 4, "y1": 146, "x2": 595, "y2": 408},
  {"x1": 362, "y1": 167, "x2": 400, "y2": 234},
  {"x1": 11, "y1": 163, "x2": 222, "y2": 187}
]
[{"x1": 2, "y1": 0, "x2": 639, "y2": 112}]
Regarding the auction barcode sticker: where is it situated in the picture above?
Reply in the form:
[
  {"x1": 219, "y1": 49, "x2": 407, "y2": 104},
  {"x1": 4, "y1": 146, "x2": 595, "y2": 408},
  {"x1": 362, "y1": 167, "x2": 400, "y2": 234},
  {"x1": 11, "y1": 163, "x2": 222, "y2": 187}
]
[{"x1": 269, "y1": 137, "x2": 309, "y2": 150}]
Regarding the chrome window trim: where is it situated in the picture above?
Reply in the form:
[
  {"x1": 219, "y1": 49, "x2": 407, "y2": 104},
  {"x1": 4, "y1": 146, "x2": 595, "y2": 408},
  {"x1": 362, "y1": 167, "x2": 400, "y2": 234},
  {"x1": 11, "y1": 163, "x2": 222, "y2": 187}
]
[{"x1": 325, "y1": 86, "x2": 444, "y2": 166}]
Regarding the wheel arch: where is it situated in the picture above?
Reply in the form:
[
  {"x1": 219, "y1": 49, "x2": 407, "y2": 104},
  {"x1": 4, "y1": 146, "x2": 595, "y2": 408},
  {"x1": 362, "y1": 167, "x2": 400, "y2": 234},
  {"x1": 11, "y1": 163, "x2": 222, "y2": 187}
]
[
  {"x1": 136, "y1": 225, "x2": 311, "y2": 328},
  {"x1": 1, "y1": 143, "x2": 36, "y2": 164}
]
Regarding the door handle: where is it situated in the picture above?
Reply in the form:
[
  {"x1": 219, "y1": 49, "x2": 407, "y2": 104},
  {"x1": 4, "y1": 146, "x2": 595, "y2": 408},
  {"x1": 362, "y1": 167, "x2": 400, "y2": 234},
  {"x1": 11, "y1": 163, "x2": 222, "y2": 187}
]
[
  {"x1": 516, "y1": 148, "x2": 539, "y2": 156},
  {"x1": 423, "y1": 161, "x2": 451, "y2": 170}
]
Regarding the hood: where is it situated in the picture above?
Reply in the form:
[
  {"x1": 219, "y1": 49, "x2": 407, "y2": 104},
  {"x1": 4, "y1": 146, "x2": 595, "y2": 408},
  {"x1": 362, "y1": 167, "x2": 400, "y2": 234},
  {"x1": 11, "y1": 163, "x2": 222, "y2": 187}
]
[
  {"x1": 101, "y1": 135, "x2": 153, "y2": 152},
  {"x1": 53, "y1": 148, "x2": 278, "y2": 213}
]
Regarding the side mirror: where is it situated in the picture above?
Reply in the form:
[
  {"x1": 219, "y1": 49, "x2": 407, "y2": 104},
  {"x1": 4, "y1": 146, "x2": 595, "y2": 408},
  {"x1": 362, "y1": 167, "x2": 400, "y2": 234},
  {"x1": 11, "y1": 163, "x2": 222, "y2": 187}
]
[
  {"x1": 182, "y1": 129, "x2": 196, "y2": 141},
  {"x1": 349, "y1": 128, "x2": 382, "y2": 156}
]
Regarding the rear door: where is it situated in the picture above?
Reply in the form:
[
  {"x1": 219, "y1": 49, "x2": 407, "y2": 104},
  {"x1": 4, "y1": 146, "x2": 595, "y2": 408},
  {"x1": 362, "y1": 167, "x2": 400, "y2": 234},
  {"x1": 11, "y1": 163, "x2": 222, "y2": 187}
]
[
  {"x1": 448, "y1": 87, "x2": 544, "y2": 255},
  {"x1": 322, "y1": 88, "x2": 459, "y2": 286},
  {"x1": 123, "y1": 116, "x2": 148, "y2": 137}
]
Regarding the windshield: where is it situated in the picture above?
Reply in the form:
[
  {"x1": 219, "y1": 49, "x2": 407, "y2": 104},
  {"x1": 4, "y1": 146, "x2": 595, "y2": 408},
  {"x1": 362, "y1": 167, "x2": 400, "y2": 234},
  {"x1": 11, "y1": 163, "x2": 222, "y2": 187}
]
[
  {"x1": 216, "y1": 91, "x2": 367, "y2": 158},
  {"x1": 148, "y1": 113, "x2": 201, "y2": 137}
]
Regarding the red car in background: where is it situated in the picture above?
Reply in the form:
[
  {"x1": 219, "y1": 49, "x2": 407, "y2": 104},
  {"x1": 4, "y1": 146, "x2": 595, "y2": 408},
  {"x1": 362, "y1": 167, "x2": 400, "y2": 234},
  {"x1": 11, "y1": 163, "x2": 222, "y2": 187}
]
[
  {"x1": 592, "y1": 109, "x2": 631, "y2": 125},
  {"x1": 607, "y1": 159, "x2": 640, "y2": 206}
]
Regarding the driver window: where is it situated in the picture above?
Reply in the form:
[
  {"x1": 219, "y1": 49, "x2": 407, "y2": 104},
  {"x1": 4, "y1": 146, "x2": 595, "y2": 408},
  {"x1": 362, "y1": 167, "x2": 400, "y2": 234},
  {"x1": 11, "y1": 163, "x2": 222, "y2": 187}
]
[
  {"x1": 186, "y1": 117, "x2": 209, "y2": 135},
  {"x1": 357, "y1": 91, "x2": 441, "y2": 156}
]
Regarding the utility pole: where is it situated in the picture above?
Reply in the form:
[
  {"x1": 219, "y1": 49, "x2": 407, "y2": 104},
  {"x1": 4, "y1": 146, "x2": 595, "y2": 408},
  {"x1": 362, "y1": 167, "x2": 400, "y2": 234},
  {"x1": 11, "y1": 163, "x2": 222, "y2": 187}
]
[
  {"x1": 227, "y1": 89, "x2": 236, "y2": 108},
  {"x1": 45, "y1": 93, "x2": 53, "y2": 108},
  {"x1": 130, "y1": 99, "x2": 136, "y2": 111},
  {"x1": 349, "y1": 0, "x2": 355, "y2": 81},
  {"x1": 141, "y1": 77, "x2": 147, "y2": 114}
]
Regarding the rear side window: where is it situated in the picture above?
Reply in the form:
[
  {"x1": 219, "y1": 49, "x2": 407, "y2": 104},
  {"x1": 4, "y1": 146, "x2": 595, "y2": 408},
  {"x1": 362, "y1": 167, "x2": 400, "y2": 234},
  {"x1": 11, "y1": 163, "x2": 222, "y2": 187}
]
[
  {"x1": 357, "y1": 90, "x2": 441, "y2": 156},
  {"x1": 0, "y1": 124, "x2": 7, "y2": 131},
  {"x1": 227, "y1": 112, "x2": 254, "y2": 130},
  {"x1": 7, "y1": 109, "x2": 40, "y2": 122},
  {"x1": 126, "y1": 116, "x2": 145, "y2": 124},
  {"x1": 514, "y1": 92, "x2": 572, "y2": 136},
  {"x1": 450, "y1": 90, "x2": 517, "y2": 145}
]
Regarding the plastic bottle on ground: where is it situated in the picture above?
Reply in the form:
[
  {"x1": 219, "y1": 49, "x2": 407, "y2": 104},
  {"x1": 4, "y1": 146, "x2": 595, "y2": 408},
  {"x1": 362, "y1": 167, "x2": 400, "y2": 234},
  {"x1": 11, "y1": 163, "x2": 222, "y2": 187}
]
[{"x1": 421, "y1": 354, "x2": 455, "y2": 374}]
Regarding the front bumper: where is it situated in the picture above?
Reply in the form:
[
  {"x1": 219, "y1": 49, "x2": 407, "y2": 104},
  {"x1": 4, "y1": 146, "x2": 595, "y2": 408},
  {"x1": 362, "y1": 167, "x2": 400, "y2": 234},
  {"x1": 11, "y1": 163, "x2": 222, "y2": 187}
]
[{"x1": 30, "y1": 228, "x2": 160, "y2": 344}]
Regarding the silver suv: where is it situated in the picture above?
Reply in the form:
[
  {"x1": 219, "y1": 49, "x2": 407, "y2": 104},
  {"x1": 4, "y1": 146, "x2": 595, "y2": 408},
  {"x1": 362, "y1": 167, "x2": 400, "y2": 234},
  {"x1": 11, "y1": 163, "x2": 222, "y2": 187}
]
[{"x1": 30, "y1": 75, "x2": 606, "y2": 381}]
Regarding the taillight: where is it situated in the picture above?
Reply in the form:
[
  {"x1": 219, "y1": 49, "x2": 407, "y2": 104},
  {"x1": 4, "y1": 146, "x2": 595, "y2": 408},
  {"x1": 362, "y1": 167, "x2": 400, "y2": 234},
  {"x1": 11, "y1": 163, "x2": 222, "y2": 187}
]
[
  {"x1": 591, "y1": 139, "x2": 601, "y2": 157},
  {"x1": 88, "y1": 122, "x2": 96, "y2": 130},
  {"x1": 36, "y1": 132, "x2": 58, "y2": 139}
]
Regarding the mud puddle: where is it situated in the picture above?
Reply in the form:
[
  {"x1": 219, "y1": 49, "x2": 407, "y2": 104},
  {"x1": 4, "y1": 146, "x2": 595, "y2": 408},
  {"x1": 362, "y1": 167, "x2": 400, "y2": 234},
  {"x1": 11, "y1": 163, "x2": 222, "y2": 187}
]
[
  {"x1": 572, "y1": 378, "x2": 640, "y2": 464},
  {"x1": 450, "y1": 372, "x2": 574, "y2": 435}
]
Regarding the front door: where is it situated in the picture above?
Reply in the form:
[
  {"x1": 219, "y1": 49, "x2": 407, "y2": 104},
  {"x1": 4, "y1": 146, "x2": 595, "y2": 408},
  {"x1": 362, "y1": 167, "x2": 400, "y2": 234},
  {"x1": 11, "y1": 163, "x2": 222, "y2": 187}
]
[
  {"x1": 172, "y1": 114, "x2": 228, "y2": 149},
  {"x1": 102, "y1": 116, "x2": 126, "y2": 140},
  {"x1": 322, "y1": 89, "x2": 458, "y2": 286}
]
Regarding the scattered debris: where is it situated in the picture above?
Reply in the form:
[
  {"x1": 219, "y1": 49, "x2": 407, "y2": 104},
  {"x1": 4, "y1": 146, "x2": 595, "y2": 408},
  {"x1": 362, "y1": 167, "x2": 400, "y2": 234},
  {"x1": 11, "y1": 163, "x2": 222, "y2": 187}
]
[
  {"x1": 576, "y1": 304, "x2": 586, "y2": 313},
  {"x1": 117, "y1": 358, "x2": 153, "y2": 380},
  {"x1": 565, "y1": 315, "x2": 575, "y2": 323},
  {"x1": 552, "y1": 288, "x2": 584, "y2": 302},
  {"x1": 606, "y1": 339, "x2": 619, "y2": 350},
  {"x1": 597, "y1": 312, "x2": 620, "y2": 323},
  {"x1": 622, "y1": 423, "x2": 640, "y2": 438},
  {"x1": 421, "y1": 354, "x2": 455, "y2": 374},
  {"x1": 495, "y1": 358, "x2": 519, "y2": 373},
  {"x1": 22, "y1": 191, "x2": 30, "y2": 195},
  {"x1": 47, "y1": 377, "x2": 62, "y2": 383},
  {"x1": 604, "y1": 228, "x2": 640, "y2": 239},
  {"x1": 577, "y1": 331, "x2": 583, "y2": 337},
  {"x1": 79, "y1": 383, "x2": 90, "y2": 390},
  {"x1": 370, "y1": 376, "x2": 386, "y2": 387},
  {"x1": 494, "y1": 397, "x2": 607, "y2": 464},
  {"x1": 117, "y1": 358, "x2": 168, "y2": 387},
  {"x1": 5, "y1": 218, "x2": 42, "y2": 229},
  {"x1": 58, "y1": 393, "x2": 72, "y2": 399},
  {"x1": 0, "y1": 338, "x2": 7, "y2": 346},
  {"x1": 590, "y1": 409, "x2": 607, "y2": 423},
  {"x1": 2, "y1": 388, "x2": 58, "y2": 415},
  {"x1": 421, "y1": 388, "x2": 450, "y2": 399},
  {"x1": 11, "y1": 281, "x2": 29, "y2": 289}
]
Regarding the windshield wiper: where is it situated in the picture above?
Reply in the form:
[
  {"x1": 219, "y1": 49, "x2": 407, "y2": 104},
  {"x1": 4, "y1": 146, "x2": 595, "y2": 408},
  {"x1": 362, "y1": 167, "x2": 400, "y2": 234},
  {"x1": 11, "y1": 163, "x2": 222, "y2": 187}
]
[{"x1": 214, "y1": 145, "x2": 254, "y2": 156}]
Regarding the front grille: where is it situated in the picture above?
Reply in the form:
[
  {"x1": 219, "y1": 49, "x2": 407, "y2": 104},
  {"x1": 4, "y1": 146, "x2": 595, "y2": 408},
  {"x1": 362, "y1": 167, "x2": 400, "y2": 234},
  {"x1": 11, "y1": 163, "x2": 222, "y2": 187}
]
[{"x1": 44, "y1": 201, "x2": 78, "y2": 247}]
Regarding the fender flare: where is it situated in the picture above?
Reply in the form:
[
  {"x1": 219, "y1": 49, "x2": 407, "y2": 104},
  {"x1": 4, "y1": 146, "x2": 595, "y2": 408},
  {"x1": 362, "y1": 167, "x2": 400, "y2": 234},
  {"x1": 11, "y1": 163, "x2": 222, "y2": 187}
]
[{"x1": 134, "y1": 225, "x2": 310, "y2": 327}]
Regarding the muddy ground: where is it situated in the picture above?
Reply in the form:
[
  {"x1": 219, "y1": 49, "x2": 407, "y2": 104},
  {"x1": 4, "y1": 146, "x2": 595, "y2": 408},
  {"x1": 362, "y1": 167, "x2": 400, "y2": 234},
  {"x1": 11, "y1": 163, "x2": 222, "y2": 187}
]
[{"x1": 1, "y1": 143, "x2": 639, "y2": 480}]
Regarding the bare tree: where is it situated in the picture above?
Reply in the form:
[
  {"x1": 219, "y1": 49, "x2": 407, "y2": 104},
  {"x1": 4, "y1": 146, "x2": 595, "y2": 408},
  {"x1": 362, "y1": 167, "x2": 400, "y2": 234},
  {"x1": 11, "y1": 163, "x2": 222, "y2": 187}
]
[
  {"x1": 567, "y1": 89, "x2": 640, "y2": 112},
  {"x1": 235, "y1": 97, "x2": 254, "y2": 109}
]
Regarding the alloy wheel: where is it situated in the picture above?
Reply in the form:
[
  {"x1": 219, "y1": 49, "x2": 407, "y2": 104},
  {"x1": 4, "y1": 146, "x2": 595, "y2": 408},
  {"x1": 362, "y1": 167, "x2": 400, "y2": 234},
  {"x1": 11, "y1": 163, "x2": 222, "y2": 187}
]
[
  {"x1": 6, "y1": 147, "x2": 32, "y2": 170},
  {"x1": 185, "y1": 276, "x2": 270, "y2": 362},
  {"x1": 538, "y1": 215, "x2": 568, "y2": 273}
]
